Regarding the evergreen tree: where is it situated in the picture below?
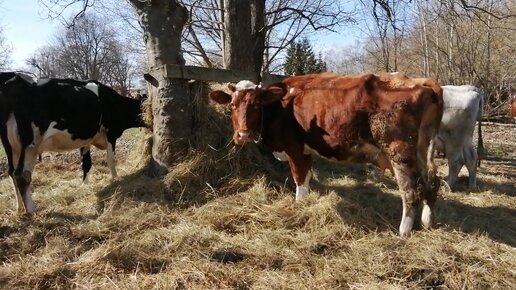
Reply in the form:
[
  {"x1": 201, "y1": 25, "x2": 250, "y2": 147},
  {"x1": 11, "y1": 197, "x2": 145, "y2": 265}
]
[{"x1": 284, "y1": 38, "x2": 327, "y2": 75}]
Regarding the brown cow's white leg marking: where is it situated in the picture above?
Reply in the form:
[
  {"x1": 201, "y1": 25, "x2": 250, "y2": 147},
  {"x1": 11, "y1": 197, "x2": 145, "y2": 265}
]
[
  {"x1": 421, "y1": 200, "x2": 432, "y2": 229},
  {"x1": 400, "y1": 198, "x2": 416, "y2": 236},
  {"x1": 288, "y1": 152, "x2": 312, "y2": 201},
  {"x1": 273, "y1": 151, "x2": 288, "y2": 161},
  {"x1": 106, "y1": 143, "x2": 118, "y2": 179},
  {"x1": 392, "y1": 162, "x2": 417, "y2": 236},
  {"x1": 295, "y1": 170, "x2": 311, "y2": 201}
]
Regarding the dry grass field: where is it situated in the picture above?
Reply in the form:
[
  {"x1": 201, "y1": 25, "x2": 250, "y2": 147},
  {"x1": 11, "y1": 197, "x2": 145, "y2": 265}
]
[{"x1": 0, "y1": 95, "x2": 515, "y2": 289}]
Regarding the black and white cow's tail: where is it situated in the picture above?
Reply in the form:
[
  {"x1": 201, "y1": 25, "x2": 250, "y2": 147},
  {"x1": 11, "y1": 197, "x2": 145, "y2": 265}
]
[{"x1": 476, "y1": 91, "x2": 485, "y2": 167}]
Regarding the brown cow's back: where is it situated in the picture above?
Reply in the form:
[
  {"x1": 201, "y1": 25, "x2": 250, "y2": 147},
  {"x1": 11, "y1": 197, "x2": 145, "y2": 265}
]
[{"x1": 281, "y1": 73, "x2": 442, "y2": 179}]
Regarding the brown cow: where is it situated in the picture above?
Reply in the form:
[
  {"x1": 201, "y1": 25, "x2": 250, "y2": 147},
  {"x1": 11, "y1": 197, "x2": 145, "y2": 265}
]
[
  {"x1": 511, "y1": 96, "x2": 516, "y2": 122},
  {"x1": 209, "y1": 73, "x2": 443, "y2": 236}
]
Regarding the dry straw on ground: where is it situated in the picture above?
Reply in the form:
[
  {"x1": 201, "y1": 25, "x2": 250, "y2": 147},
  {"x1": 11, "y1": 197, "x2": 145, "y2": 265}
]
[{"x1": 0, "y1": 85, "x2": 514, "y2": 289}]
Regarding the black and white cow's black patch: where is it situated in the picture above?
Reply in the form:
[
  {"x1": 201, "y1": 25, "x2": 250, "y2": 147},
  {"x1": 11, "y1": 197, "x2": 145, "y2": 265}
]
[{"x1": 0, "y1": 72, "x2": 146, "y2": 214}]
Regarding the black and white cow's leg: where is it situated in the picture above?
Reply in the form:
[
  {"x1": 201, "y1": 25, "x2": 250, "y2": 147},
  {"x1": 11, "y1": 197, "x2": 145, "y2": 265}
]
[
  {"x1": 106, "y1": 140, "x2": 118, "y2": 179},
  {"x1": 287, "y1": 151, "x2": 312, "y2": 201},
  {"x1": 13, "y1": 145, "x2": 38, "y2": 214},
  {"x1": 9, "y1": 150, "x2": 25, "y2": 213},
  {"x1": 0, "y1": 127, "x2": 24, "y2": 212},
  {"x1": 80, "y1": 146, "x2": 92, "y2": 183}
]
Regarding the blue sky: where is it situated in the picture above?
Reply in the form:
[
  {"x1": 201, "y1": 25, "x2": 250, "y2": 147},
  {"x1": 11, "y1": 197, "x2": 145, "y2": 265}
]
[
  {"x1": 0, "y1": 0, "x2": 62, "y2": 70},
  {"x1": 0, "y1": 1, "x2": 358, "y2": 71}
]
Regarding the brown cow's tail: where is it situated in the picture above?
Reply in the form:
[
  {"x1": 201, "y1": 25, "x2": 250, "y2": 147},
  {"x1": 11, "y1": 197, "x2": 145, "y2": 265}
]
[
  {"x1": 419, "y1": 87, "x2": 443, "y2": 194},
  {"x1": 476, "y1": 91, "x2": 485, "y2": 167},
  {"x1": 426, "y1": 138, "x2": 437, "y2": 183},
  {"x1": 417, "y1": 104, "x2": 440, "y2": 187}
]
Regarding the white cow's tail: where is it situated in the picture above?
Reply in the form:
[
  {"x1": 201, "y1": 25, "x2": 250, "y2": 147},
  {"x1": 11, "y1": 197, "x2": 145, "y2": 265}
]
[{"x1": 476, "y1": 91, "x2": 485, "y2": 167}]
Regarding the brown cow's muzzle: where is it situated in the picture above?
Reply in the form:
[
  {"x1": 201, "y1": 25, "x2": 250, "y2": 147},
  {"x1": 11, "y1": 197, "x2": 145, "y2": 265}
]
[{"x1": 233, "y1": 130, "x2": 260, "y2": 145}]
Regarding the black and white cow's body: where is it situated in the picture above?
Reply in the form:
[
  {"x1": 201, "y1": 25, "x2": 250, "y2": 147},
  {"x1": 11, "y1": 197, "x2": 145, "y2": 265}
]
[
  {"x1": 0, "y1": 72, "x2": 145, "y2": 214},
  {"x1": 435, "y1": 85, "x2": 484, "y2": 189}
]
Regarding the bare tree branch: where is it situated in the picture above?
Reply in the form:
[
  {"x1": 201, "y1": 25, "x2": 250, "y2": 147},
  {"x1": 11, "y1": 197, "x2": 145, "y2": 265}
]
[{"x1": 458, "y1": 0, "x2": 516, "y2": 20}]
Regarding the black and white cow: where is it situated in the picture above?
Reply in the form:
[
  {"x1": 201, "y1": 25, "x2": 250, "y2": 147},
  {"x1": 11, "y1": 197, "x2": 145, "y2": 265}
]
[
  {"x1": 0, "y1": 72, "x2": 146, "y2": 214},
  {"x1": 435, "y1": 85, "x2": 484, "y2": 189}
]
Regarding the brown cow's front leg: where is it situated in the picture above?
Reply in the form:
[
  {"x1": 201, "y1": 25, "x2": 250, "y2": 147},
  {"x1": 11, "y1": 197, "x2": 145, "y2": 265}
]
[
  {"x1": 421, "y1": 178, "x2": 438, "y2": 230},
  {"x1": 391, "y1": 161, "x2": 420, "y2": 236},
  {"x1": 287, "y1": 152, "x2": 312, "y2": 201}
]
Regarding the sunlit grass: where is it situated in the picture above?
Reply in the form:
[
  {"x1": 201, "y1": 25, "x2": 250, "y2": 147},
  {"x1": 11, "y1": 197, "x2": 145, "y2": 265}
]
[{"x1": 0, "y1": 97, "x2": 514, "y2": 289}]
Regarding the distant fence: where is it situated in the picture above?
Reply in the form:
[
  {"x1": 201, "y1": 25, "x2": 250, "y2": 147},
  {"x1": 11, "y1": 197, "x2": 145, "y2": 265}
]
[{"x1": 147, "y1": 64, "x2": 286, "y2": 85}]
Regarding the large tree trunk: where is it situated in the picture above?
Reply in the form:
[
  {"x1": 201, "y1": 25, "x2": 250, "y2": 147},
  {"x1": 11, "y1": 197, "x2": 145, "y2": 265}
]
[
  {"x1": 222, "y1": 0, "x2": 265, "y2": 79},
  {"x1": 129, "y1": 0, "x2": 190, "y2": 176}
]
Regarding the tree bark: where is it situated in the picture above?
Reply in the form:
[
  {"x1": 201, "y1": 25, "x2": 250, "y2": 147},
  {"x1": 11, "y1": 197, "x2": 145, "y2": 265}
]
[
  {"x1": 129, "y1": 0, "x2": 191, "y2": 176},
  {"x1": 222, "y1": 0, "x2": 265, "y2": 79}
]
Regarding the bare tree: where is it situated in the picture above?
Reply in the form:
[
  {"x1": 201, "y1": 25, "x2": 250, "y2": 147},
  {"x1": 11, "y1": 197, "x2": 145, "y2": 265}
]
[
  {"x1": 321, "y1": 0, "x2": 515, "y2": 121},
  {"x1": 128, "y1": 0, "x2": 191, "y2": 174},
  {"x1": 58, "y1": 14, "x2": 121, "y2": 80},
  {"x1": 27, "y1": 45, "x2": 62, "y2": 77},
  {"x1": 222, "y1": 0, "x2": 265, "y2": 77},
  {"x1": 179, "y1": 0, "x2": 355, "y2": 73},
  {"x1": 357, "y1": 0, "x2": 412, "y2": 72},
  {"x1": 324, "y1": 42, "x2": 368, "y2": 74},
  {"x1": 368, "y1": 0, "x2": 515, "y2": 118},
  {"x1": 41, "y1": 1, "x2": 192, "y2": 175},
  {"x1": 0, "y1": 27, "x2": 12, "y2": 69},
  {"x1": 263, "y1": 0, "x2": 355, "y2": 72},
  {"x1": 28, "y1": 13, "x2": 136, "y2": 91}
]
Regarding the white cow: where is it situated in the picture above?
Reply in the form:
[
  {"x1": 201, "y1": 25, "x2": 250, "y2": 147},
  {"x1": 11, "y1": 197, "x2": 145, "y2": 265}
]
[{"x1": 435, "y1": 85, "x2": 484, "y2": 189}]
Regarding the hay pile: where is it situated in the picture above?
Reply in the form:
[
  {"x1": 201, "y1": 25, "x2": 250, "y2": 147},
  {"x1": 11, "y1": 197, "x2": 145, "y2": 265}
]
[
  {"x1": 0, "y1": 86, "x2": 515, "y2": 289},
  {"x1": 128, "y1": 82, "x2": 289, "y2": 208}
]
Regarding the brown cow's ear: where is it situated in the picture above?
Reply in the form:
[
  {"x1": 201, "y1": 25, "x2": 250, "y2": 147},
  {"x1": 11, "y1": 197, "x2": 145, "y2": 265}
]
[
  {"x1": 209, "y1": 91, "x2": 232, "y2": 104},
  {"x1": 228, "y1": 83, "x2": 236, "y2": 92},
  {"x1": 261, "y1": 86, "x2": 285, "y2": 105}
]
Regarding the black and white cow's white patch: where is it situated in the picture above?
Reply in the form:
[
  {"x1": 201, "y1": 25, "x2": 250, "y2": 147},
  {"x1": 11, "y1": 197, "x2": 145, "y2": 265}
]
[{"x1": 0, "y1": 72, "x2": 146, "y2": 214}]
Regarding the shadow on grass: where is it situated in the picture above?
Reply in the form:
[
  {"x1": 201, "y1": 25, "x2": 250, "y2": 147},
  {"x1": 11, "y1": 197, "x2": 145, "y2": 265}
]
[
  {"x1": 315, "y1": 179, "x2": 516, "y2": 247},
  {"x1": 92, "y1": 151, "x2": 515, "y2": 247},
  {"x1": 95, "y1": 167, "x2": 169, "y2": 213},
  {"x1": 94, "y1": 158, "x2": 289, "y2": 214}
]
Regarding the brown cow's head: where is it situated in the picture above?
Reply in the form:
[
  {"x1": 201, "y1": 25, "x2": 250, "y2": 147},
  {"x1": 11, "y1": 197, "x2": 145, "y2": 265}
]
[{"x1": 209, "y1": 80, "x2": 285, "y2": 145}]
